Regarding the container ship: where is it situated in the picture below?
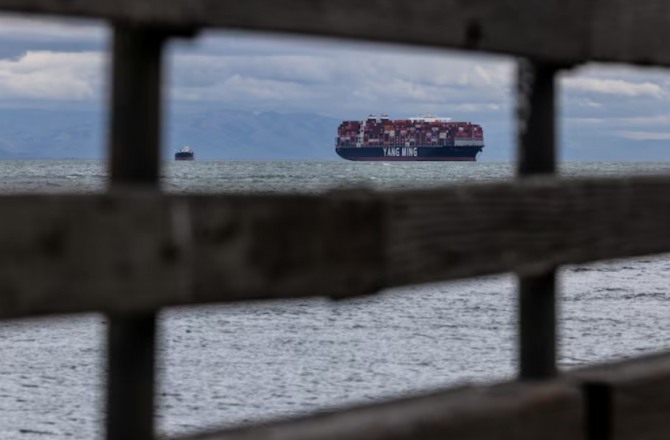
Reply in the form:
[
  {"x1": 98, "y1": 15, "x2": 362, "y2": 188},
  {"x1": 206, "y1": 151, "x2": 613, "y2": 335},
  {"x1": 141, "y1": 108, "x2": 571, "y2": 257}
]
[
  {"x1": 175, "y1": 145, "x2": 194, "y2": 161},
  {"x1": 336, "y1": 115, "x2": 484, "y2": 161}
]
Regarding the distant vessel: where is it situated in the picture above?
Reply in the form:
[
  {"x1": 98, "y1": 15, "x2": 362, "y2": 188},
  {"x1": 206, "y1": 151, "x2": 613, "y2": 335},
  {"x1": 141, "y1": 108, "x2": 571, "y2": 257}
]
[
  {"x1": 175, "y1": 146, "x2": 194, "y2": 161},
  {"x1": 336, "y1": 114, "x2": 484, "y2": 161}
]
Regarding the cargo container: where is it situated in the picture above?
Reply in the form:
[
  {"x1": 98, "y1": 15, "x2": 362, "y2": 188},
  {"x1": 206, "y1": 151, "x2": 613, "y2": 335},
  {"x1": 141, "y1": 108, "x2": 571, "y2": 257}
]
[{"x1": 336, "y1": 115, "x2": 484, "y2": 161}]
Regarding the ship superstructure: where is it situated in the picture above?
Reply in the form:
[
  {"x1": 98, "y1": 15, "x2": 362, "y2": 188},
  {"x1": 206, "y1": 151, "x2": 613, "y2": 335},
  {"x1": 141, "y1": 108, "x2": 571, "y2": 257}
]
[{"x1": 175, "y1": 145, "x2": 195, "y2": 161}]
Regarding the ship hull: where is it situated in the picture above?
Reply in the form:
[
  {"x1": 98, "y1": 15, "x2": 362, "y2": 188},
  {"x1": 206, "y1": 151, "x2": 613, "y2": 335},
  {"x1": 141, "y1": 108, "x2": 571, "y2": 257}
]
[
  {"x1": 336, "y1": 146, "x2": 483, "y2": 161},
  {"x1": 175, "y1": 154, "x2": 194, "y2": 161}
]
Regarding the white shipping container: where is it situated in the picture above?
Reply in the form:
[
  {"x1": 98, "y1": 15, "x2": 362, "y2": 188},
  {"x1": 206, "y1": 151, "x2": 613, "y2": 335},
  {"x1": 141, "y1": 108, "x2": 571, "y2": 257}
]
[{"x1": 455, "y1": 139, "x2": 484, "y2": 146}]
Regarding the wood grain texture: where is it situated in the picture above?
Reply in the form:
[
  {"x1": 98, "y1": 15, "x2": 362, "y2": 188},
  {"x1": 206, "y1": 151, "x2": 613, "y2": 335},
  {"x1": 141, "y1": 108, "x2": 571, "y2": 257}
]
[
  {"x1": 0, "y1": 192, "x2": 187, "y2": 318},
  {"x1": 0, "y1": 0, "x2": 586, "y2": 63},
  {"x1": 0, "y1": 190, "x2": 384, "y2": 319},
  {"x1": 570, "y1": 352, "x2": 670, "y2": 440},
  {"x1": 105, "y1": 25, "x2": 164, "y2": 440},
  {"x1": 188, "y1": 191, "x2": 385, "y2": 302},
  {"x1": 179, "y1": 381, "x2": 582, "y2": 440},
  {"x1": 3, "y1": 0, "x2": 670, "y2": 66},
  {"x1": 591, "y1": 0, "x2": 670, "y2": 65},
  {"x1": 385, "y1": 175, "x2": 670, "y2": 286},
  {"x1": 0, "y1": 176, "x2": 670, "y2": 318}
]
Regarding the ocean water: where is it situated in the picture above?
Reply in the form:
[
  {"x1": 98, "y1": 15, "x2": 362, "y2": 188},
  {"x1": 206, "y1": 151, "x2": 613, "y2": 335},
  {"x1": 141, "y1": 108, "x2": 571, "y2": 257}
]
[{"x1": 1, "y1": 160, "x2": 670, "y2": 439}]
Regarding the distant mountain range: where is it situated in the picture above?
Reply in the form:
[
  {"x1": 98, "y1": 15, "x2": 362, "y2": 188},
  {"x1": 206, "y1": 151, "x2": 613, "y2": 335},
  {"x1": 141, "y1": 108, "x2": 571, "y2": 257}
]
[
  {"x1": 0, "y1": 108, "x2": 101, "y2": 159},
  {"x1": 1, "y1": 108, "x2": 669, "y2": 161},
  {"x1": 166, "y1": 109, "x2": 341, "y2": 160},
  {"x1": 0, "y1": 108, "x2": 342, "y2": 160},
  {"x1": 0, "y1": 107, "x2": 511, "y2": 161}
]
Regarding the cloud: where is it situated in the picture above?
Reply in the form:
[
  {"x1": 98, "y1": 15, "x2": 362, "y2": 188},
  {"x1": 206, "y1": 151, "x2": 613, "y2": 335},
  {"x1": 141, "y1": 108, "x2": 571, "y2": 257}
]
[
  {"x1": 559, "y1": 64, "x2": 670, "y2": 144},
  {"x1": 560, "y1": 64, "x2": 670, "y2": 111},
  {"x1": 0, "y1": 15, "x2": 104, "y2": 42},
  {"x1": 0, "y1": 51, "x2": 104, "y2": 100},
  {"x1": 0, "y1": 41, "x2": 513, "y2": 119},
  {"x1": 3, "y1": 27, "x2": 670, "y2": 141},
  {"x1": 616, "y1": 131, "x2": 670, "y2": 141},
  {"x1": 167, "y1": 50, "x2": 513, "y2": 117},
  {"x1": 0, "y1": 18, "x2": 517, "y2": 119},
  {"x1": 562, "y1": 77, "x2": 664, "y2": 98},
  {"x1": 4, "y1": 20, "x2": 670, "y2": 159}
]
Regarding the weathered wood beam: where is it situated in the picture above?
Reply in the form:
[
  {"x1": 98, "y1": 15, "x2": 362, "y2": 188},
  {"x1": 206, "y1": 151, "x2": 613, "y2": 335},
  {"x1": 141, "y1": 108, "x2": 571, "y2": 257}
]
[
  {"x1": 384, "y1": 175, "x2": 670, "y2": 286},
  {"x1": 1, "y1": 0, "x2": 670, "y2": 66},
  {"x1": 0, "y1": 191, "x2": 382, "y2": 318},
  {"x1": 570, "y1": 352, "x2": 670, "y2": 440},
  {"x1": 0, "y1": 192, "x2": 181, "y2": 318},
  {"x1": 516, "y1": 60, "x2": 559, "y2": 381},
  {"x1": 105, "y1": 24, "x2": 166, "y2": 440},
  {"x1": 176, "y1": 381, "x2": 583, "y2": 440},
  {"x1": 188, "y1": 191, "x2": 384, "y2": 302},
  {"x1": 1, "y1": 175, "x2": 670, "y2": 319},
  {"x1": 150, "y1": 351, "x2": 670, "y2": 440}
]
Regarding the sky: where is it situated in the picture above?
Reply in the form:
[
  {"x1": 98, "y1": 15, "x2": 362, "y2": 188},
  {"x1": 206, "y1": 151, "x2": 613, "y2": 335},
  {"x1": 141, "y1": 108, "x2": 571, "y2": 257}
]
[{"x1": 1, "y1": 13, "x2": 670, "y2": 160}]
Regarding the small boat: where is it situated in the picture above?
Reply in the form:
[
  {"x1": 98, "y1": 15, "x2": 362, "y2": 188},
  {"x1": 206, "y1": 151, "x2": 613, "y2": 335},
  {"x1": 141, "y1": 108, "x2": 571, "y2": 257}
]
[{"x1": 175, "y1": 145, "x2": 194, "y2": 161}]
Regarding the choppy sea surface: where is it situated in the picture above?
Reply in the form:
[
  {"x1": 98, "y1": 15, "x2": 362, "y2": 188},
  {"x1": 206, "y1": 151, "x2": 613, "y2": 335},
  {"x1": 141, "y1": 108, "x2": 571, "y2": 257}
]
[{"x1": 1, "y1": 160, "x2": 670, "y2": 439}]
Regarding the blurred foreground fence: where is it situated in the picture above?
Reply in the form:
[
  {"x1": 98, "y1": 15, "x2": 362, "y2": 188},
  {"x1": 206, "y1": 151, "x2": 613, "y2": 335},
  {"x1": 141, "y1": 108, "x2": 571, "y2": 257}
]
[{"x1": 1, "y1": 1, "x2": 670, "y2": 440}]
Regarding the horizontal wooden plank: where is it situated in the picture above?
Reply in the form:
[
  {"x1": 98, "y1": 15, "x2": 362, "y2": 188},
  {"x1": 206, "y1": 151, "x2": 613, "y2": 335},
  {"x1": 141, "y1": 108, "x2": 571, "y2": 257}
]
[
  {"x1": 2, "y1": 0, "x2": 670, "y2": 66},
  {"x1": 188, "y1": 191, "x2": 384, "y2": 302},
  {"x1": 177, "y1": 381, "x2": 582, "y2": 440},
  {"x1": 0, "y1": 190, "x2": 384, "y2": 318},
  {"x1": 0, "y1": 192, "x2": 184, "y2": 317},
  {"x1": 385, "y1": 175, "x2": 670, "y2": 286},
  {"x1": 590, "y1": 0, "x2": 670, "y2": 66},
  {"x1": 1, "y1": 175, "x2": 670, "y2": 318},
  {"x1": 569, "y1": 352, "x2": 670, "y2": 440}
]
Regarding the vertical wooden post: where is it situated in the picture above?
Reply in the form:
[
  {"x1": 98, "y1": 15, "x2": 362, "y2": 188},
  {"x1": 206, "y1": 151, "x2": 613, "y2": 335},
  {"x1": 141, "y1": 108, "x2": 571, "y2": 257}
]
[
  {"x1": 106, "y1": 24, "x2": 166, "y2": 440},
  {"x1": 109, "y1": 25, "x2": 164, "y2": 185},
  {"x1": 107, "y1": 314, "x2": 157, "y2": 440},
  {"x1": 516, "y1": 59, "x2": 558, "y2": 380}
]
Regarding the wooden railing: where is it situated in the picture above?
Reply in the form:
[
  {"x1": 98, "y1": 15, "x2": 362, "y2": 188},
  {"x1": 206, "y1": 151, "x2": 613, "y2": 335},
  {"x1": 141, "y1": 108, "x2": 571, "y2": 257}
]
[
  {"x1": 1, "y1": 1, "x2": 669, "y2": 440},
  {"x1": 3, "y1": 176, "x2": 670, "y2": 319}
]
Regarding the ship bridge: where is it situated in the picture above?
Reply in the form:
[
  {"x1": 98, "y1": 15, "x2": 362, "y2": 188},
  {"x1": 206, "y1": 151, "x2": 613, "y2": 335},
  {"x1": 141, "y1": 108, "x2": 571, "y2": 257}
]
[{"x1": 409, "y1": 115, "x2": 452, "y2": 123}]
